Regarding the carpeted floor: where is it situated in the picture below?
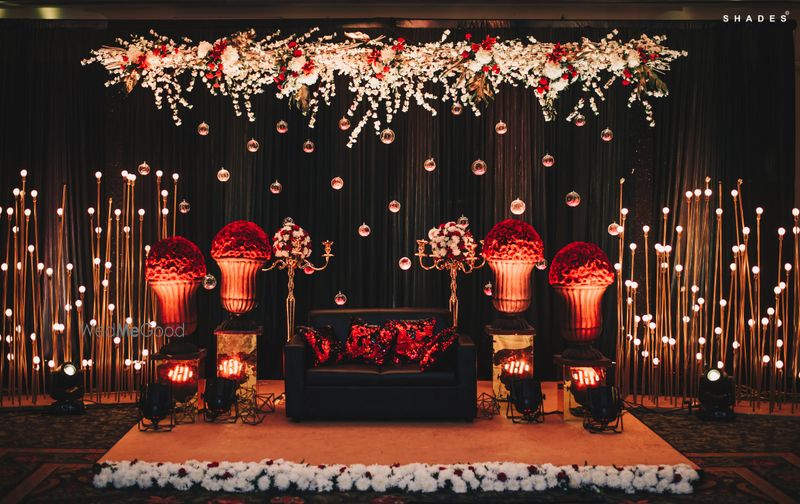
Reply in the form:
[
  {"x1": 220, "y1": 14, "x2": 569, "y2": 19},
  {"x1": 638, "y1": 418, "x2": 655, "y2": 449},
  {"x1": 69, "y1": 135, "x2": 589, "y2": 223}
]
[{"x1": 1, "y1": 403, "x2": 799, "y2": 503}]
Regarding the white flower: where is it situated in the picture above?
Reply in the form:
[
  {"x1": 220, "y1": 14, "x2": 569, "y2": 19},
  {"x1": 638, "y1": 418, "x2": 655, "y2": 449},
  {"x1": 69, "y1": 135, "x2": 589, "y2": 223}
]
[
  {"x1": 126, "y1": 46, "x2": 142, "y2": 62},
  {"x1": 288, "y1": 56, "x2": 306, "y2": 73},
  {"x1": 543, "y1": 61, "x2": 564, "y2": 80},
  {"x1": 609, "y1": 53, "x2": 626, "y2": 71},
  {"x1": 627, "y1": 51, "x2": 641, "y2": 68},
  {"x1": 296, "y1": 69, "x2": 319, "y2": 86},
  {"x1": 551, "y1": 78, "x2": 568, "y2": 92},
  {"x1": 256, "y1": 475, "x2": 271, "y2": 490},
  {"x1": 473, "y1": 48, "x2": 493, "y2": 65},
  {"x1": 220, "y1": 46, "x2": 239, "y2": 67},
  {"x1": 197, "y1": 41, "x2": 212, "y2": 59},
  {"x1": 145, "y1": 53, "x2": 162, "y2": 69},
  {"x1": 380, "y1": 48, "x2": 396, "y2": 63}
]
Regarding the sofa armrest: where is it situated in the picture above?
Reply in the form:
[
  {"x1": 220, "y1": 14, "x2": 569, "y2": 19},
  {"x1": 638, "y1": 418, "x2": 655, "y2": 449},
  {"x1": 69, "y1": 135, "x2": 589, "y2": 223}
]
[
  {"x1": 456, "y1": 333, "x2": 477, "y2": 419},
  {"x1": 283, "y1": 332, "x2": 307, "y2": 418}
]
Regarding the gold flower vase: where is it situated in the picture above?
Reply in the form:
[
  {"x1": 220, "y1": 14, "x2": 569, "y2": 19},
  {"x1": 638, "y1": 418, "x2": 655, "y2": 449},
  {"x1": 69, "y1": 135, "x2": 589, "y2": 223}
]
[
  {"x1": 487, "y1": 259, "x2": 537, "y2": 314},
  {"x1": 216, "y1": 257, "x2": 266, "y2": 316},
  {"x1": 149, "y1": 279, "x2": 201, "y2": 336},
  {"x1": 553, "y1": 284, "x2": 609, "y2": 360}
]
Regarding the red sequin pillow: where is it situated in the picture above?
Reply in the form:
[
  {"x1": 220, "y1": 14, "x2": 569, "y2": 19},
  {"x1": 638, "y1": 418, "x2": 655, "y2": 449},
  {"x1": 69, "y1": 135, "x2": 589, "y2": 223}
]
[
  {"x1": 419, "y1": 327, "x2": 458, "y2": 371},
  {"x1": 344, "y1": 318, "x2": 394, "y2": 365},
  {"x1": 389, "y1": 318, "x2": 437, "y2": 363},
  {"x1": 298, "y1": 326, "x2": 342, "y2": 367}
]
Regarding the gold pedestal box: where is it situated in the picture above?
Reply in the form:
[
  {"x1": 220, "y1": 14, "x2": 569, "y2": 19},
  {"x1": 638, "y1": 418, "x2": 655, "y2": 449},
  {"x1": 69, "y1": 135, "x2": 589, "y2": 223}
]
[{"x1": 487, "y1": 324, "x2": 535, "y2": 400}]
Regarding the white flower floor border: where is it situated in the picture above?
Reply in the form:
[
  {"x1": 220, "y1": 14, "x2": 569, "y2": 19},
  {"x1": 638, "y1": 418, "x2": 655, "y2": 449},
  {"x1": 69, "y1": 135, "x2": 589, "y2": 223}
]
[{"x1": 94, "y1": 459, "x2": 699, "y2": 495}]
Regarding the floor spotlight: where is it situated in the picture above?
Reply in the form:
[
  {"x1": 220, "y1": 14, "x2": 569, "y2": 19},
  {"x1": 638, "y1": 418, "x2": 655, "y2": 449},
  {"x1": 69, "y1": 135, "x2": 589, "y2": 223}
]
[
  {"x1": 583, "y1": 385, "x2": 623, "y2": 433},
  {"x1": 138, "y1": 383, "x2": 176, "y2": 431},
  {"x1": 203, "y1": 377, "x2": 239, "y2": 423},
  {"x1": 697, "y1": 368, "x2": 735, "y2": 421},
  {"x1": 49, "y1": 362, "x2": 84, "y2": 414},
  {"x1": 505, "y1": 377, "x2": 545, "y2": 423}
]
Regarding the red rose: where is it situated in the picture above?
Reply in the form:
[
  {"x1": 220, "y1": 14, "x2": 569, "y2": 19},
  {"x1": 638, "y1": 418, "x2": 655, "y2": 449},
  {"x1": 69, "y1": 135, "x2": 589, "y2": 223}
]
[
  {"x1": 211, "y1": 220, "x2": 271, "y2": 260},
  {"x1": 145, "y1": 236, "x2": 207, "y2": 282},
  {"x1": 549, "y1": 241, "x2": 614, "y2": 286},
  {"x1": 483, "y1": 219, "x2": 544, "y2": 262}
]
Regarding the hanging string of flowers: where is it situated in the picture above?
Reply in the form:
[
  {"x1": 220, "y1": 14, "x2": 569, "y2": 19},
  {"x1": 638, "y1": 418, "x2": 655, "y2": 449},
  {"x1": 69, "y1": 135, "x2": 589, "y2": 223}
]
[{"x1": 82, "y1": 28, "x2": 686, "y2": 147}]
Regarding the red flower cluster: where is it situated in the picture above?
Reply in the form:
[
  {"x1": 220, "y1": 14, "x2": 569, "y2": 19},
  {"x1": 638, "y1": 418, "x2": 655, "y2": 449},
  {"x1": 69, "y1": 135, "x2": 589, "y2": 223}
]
[
  {"x1": 483, "y1": 219, "x2": 544, "y2": 262},
  {"x1": 210, "y1": 220, "x2": 271, "y2": 260},
  {"x1": 548, "y1": 241, "x2": 615, "y2": 287},
  {"x1": 461, "y1": 34, "x2": 500, "y2": 75},
  {"x1": 145, "y1": 236, "x2": 207, "y2": 282},
  {"x1": 204, "y1": 39, "x2": 229, "y2": 89},
  {"x1": 366, "y1": 39, "x2": 405, "y2": 80},
  {"x1": 274, "y1": 40, "x2": 316, "y2": 91}
]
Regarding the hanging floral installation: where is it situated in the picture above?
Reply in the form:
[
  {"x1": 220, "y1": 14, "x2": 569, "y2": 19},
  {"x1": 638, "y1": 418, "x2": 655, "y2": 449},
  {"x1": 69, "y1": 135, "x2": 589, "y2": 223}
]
[{"x1": 83, "y1": 28, "x2": 686, "y2": 147}]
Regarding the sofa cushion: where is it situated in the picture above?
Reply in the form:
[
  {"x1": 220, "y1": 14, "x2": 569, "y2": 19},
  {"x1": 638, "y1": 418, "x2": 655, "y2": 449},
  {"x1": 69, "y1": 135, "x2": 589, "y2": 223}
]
[
  {"x1": 308, "y1": 309, "x2": 451, "y2": 344},
  {"x1": 306, "y1": 363, "x2": 382, "y2": 386},
  {"x1": 419, "y1": 327, "x2": 458, "y2": 370},
  {"x1": 387, "y1": 318, "x2": 436, "y2": 363},
  {"x1": 344, "y1": 318, "x2": 395, "y2": 365},
  {"x1": 379, "y1": 363, "x2": 455, "y2": 385},
  {"x1": 297, "y1": 325, "x2": 342, "y2": 367}
]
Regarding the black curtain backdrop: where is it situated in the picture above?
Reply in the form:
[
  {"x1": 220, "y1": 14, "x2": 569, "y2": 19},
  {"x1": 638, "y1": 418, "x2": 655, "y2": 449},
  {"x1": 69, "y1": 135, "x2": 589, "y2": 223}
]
[{"x1": 0, "y1": 19, "x2": 794, "y2": 380}]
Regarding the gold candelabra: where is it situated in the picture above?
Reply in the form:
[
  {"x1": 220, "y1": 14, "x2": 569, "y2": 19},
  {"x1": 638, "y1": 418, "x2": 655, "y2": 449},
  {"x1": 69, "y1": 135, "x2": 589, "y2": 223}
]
[
  {"x1": 264, "y1": 240, "x2": 333, "y2": 341},
  {"x1": 416, "y1": 238, "x2": 484, "y2": 327}
]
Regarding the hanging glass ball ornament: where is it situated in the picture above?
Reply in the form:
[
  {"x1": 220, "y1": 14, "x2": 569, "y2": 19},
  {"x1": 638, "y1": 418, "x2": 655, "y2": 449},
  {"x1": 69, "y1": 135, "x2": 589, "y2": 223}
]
[
  {"x1": 334, "y1": 291, "x2": 347, "y2": 306},
  {"x1": 398, "y1": 257, "x2": 412, "y2": 270},
  {"x1": 137, "y1": 161, "x2": 151, "y2": 176},
  {"x1": 269, "y1": 180, "x2": 283, "y2": 194},
  {"x1": 574, "y1": 114, "x2": 586, "y2": 127},
  {"x1": 495, "y1": 121, "x2": 508, "y2": 135},
  {"x1": 471, "y1": 159, "x2": 487, "y2": 176},
  {"x1": 217, "y1": 167, "x2": 230, "y2": 182},
  {"x1": 607, "y1": 222, "x2": 622, "y2": 236},
  {"x1": 202, "y1": 274, "x2": 217, "y2": 290},
  {"x1": 565, "y1": 190, "x2": 581, "y2": 207},
  {"x1": 542, "y1": 154, "x2": 555, "y2": 167},
  {"x1": 197, "y1": 122, "x2": 210, "y2": 136},
  {"x1": 246, "y1": 138, "x2": 260, "y2": 153},
  {"x1": 358, "y1": 223, "x2": 371, "y2": 237},
  {"x1": 510, "y1": 198, "x2": 526, "y2": 215},
  {"x1": 338, "y1": 117, "x2": 351, "y2": 131},
  {"x1": 423, "y1": 158, "x2": 437, "y2": 172},
  {"x1": 276, "y1": 120, "x2": 288, "y2": 134},
  {"x1": 388, "y1": 200, "x2": 401, "y2": 213},
  {"x1": 302, "y1": 139, "x2": 315, "y2": 153},
  {"x1": 331, "y1": 177, "x2": 344, "y2": 190},
  {"x1": 303, "y1": 266, "x2": 314, "y2": 275},
  {"x1": 601, "y1": 128, "x2": 614, "y2": 142},
  {"x1": 178, "y1": 199, "x2": 190, "y2": 214},
  {"x1": 450, "y1": 103, "x2": 463, "y2": 116},
  {"x1": 536, "y1": 258, "x2": 549, "y2": 270},
  {"x1": 380, "y1": 128, "x2": 396, "y2": 144},
  {"x1": 483, "y1": 282, "x2": 493, "y2": 296},
  {"x1": 457, "y1": 215, "x2": 469, "y2": 227}
]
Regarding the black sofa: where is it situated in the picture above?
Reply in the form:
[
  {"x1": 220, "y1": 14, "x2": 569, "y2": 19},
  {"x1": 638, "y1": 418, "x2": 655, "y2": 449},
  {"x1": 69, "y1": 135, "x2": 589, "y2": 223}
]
[{"x1": 284, "y1": 308, "x2": 477, "y2": 421}]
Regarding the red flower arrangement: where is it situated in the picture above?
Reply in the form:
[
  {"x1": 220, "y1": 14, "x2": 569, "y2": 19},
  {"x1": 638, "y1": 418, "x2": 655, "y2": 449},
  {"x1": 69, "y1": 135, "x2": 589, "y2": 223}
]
[
  {"x1": 483, "y1": 219, "x2": 544, "y2": 262},
  {"x1": 145, "y1": 236, "x2": 207, "y2": 282},
  {"x1": 548, "y1": 242, "x2": 614, "y2": 287},
  {"x1": 210, "y1": 221, "x2": 271, "y2": 260}
]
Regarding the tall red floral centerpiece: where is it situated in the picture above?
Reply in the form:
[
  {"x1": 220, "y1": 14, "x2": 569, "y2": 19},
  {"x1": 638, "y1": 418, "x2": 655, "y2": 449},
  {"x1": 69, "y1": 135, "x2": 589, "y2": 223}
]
[
  {"x1": 145, "y1": 236, "x2": 207, "y2": 336},
  {"x1": 549, "y1": 242, "x2": 615, "y2": 360},
  {"x1": 483, "y1": 219, "x2": 544, "y2": 315},
  {"x1": 211, "y1": 221, "x2": 271, "y2": 315}
]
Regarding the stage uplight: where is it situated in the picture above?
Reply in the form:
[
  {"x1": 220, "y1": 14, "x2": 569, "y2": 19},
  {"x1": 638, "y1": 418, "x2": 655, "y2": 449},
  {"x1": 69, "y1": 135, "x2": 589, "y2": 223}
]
[
  {"x1": 505, "y1": 377, "x2": 545, "y2": 423},
  {"x1": 697, "y1": 369, "x2": 735, "y2": 420},
  {"x1": 203, "y1": 377, "x2": 239, "y2": 422},
  {"x1": 137, "y1": 383, "x2": 176, "y2": 431},
  {"x1": 583, "y1": 385, "x2": 623, "y2": 433},
  {"x1": 49, "y1": 362, "x2": 84, "y2": 414}
]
